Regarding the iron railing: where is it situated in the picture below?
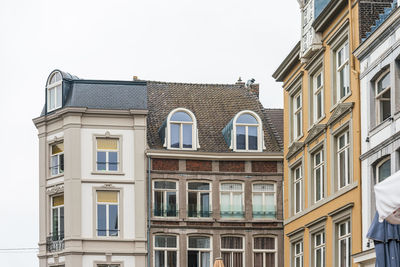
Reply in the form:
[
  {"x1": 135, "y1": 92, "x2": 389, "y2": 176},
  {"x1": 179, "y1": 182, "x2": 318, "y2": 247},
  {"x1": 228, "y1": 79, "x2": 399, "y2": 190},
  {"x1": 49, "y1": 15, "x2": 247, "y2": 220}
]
[{"x1": 46, "y1": 233, "x2": 64, "y2": 252}]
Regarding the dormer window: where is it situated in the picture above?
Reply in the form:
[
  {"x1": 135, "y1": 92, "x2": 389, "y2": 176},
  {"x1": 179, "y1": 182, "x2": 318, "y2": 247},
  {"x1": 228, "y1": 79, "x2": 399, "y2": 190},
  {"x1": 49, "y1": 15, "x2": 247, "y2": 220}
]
[
  {"x1": 47, "y1": 71, "x2": 63, "y2": 112},
  {"x1": 161, "y1": 108, "x2": 198, "y2": 150}
]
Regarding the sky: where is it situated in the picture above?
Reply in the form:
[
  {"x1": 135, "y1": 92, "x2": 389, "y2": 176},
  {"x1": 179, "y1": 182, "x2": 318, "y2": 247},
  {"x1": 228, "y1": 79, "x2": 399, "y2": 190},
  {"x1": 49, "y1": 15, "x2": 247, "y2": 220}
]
[{"x1": 0, "y1": 0, "x2": 299, "y2": 265}]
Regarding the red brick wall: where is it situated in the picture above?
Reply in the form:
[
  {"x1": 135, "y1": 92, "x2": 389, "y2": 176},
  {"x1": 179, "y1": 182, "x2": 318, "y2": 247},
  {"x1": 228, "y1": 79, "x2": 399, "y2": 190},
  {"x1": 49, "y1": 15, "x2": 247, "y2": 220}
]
[
  {"x1": 152, "y1": 159, "x2": 179, "y2": 171},
  {"x1": 252, "y1": 161, "x2": 277, "y2": 173},
  {"x1": 186, "y1": 160, "x2": 212, "y2": 171},
  {"x1": 219, "y1": 161, "x2": 245, "y2": 172}
]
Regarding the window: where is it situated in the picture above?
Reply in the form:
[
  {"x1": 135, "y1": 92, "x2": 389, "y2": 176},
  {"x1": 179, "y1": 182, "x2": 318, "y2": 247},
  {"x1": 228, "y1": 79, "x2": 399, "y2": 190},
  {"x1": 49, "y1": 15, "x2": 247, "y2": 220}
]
[
  {"x1": 313, "y1": 232, "x2": 325, "y2": 267},
  {"x1": 51, "y1": 195, "x2": 64, "y2": 241},
  {"x1": 336, "y1": 42, "x2": 350, "y2": 101},
  {"x1": 97, "y1": 191, "x2": 119, "y2": 237},
  {"x1": 47, "y1": 71, "x2": 62, "y2": 111},
  {"x1": 50, "y1": 143, "x2": 64, "y2": 176},
  {"x1": 221, "y1": 236, "x2": 244, "y2": 267},
  {"x1": 154, "y1": 181, "x2": 177, "y2": 217},
  {"x1": 220, "y1": 183, "x2": 244, "y2": 218},
  {"x1": 337, "y1": 221, "x2": 351, "y2": 267},
  {"x1": 376, "y1": 157, "x2": 391, "y2": 183},
  {"x1": 293, "y1": 92, "x2": 302, "y2": 140},
  {"x1": 375, "y1": 71, "x2": 391, "y2": 123},
  {"x1": 337, "y1": 131, "x2": 350, "y2": 189},
  {"x1": 252, "y1": 183, "x2": 276, "y2": 219},
  {"x1": 154, "y1": 235, "x2": 178, "y2": 267},
  {"x1": 169, "y1": 109, "x2": 195, "y2": 149},
  {"x1": 96, "y1": 138, "x2": 119, "y2": 172},
  {"x1": 235, "y1": 112, "x2": 261, "y2": 151},
  {"x1": 293, "y1": 241, "x2": 303, "y2": 267},
  {"x1": 188, "y1": 236, "x2": 211, "y2": 267},
  {"x1": 188, "y1": 182, "x2": 211, "y2": 218},
  {"x1": 254, "y1": 236, "x2": 276, "y2": 267},
  {"x1": 313, "y1": 150, "x2": 324, "y2": 202},
  {"x1": 293, "y1": 165, "x2": 303, "y2": 214},
  {"x1": 313, "y1": 71, "x2": 324, "y2": 122}
]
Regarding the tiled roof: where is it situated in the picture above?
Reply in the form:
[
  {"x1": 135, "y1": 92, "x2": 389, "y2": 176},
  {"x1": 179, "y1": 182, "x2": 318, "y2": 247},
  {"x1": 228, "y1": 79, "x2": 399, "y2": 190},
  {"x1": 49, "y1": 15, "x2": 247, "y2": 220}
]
[
  {"x1": 263, "y1": 109, "x2": 284, "y2": 150},
  {"x1": 147, "y1": 81, "x2": 282, "y2": 153}
]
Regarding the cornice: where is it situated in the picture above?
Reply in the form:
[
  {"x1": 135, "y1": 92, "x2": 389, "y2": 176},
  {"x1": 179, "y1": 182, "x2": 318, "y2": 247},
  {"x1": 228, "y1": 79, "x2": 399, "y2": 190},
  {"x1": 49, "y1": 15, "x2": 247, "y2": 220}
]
[{"x1": 272, "y1": 41, "x2": 301, "y2": 82}]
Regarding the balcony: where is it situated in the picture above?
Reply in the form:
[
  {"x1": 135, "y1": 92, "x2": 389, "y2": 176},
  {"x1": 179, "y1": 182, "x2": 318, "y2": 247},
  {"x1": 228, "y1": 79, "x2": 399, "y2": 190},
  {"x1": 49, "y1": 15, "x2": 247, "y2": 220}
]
[
  {"x1": 46, "y1": 233, "x2": 64, "y2": 252},
  {"x1": 253, "y1": 211, "x2": 277, "y2": 219}
]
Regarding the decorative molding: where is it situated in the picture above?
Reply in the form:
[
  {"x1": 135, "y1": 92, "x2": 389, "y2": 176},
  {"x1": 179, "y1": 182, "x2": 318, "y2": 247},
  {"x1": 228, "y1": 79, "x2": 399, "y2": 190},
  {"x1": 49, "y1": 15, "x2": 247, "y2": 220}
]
[
  {"x1": 46, "y1": 184, "x2": 64, "y2": 195},
  {"x1": 286, "y1": 142, "x2": 305, "y2": 160},
  {"x1": 327, "y1": 102, "x2": 354, "y2": 127},
  {"x1": 305, "y1": 124, "x2": 326, "y2": 144}
]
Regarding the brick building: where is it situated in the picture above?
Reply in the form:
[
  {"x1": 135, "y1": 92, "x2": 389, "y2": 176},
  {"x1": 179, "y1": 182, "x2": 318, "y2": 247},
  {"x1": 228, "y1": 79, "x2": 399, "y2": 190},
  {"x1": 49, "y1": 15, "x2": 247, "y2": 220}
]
[{"x1": 145, "y1": 80, "x2": 284, "y2": 267}]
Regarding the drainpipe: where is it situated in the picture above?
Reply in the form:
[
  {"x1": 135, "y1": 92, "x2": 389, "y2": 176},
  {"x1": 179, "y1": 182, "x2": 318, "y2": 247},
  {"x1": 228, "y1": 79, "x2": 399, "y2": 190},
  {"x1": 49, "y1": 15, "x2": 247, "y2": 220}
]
[{"x1": 147, "y1": 156, "x2": 151, "y2": 267}]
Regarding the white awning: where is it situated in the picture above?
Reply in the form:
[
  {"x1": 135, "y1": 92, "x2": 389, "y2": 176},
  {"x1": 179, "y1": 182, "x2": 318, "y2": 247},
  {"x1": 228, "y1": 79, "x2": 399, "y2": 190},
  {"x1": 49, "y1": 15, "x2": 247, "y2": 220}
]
[{"x1": 375, "y1": 170, "x2": 400, "y2": 224}]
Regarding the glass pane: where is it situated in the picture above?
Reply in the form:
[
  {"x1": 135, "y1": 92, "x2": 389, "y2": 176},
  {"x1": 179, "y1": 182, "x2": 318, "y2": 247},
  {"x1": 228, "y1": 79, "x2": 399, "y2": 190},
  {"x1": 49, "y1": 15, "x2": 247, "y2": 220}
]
[
  {"x1": 295, "y1": 182, "x2": 301, "y2": 213},
  {"x1": 182, "y1": 124, "x2": 192, "y2": 148},
  {"x1": 254, "y1": 253, "x2": 263, "y2": 267},
  {"x1": 97, "y1": 138, "x2": 118, "y2": 150},
  {"x1": 381, "y1": 100, "x2": 391, "y2": 121},
  {"x1": 253, "y1": 183, "x2": 274, "y2": 192},
  {"x1": 220, "y1": 193, "x2": 230, "y2": 217},
  {"x1": 248, "y1": 126, "x2": 258, "y2": 150},
  {"x1": 237, "y1": 113, "x2": 258, "y2": 124},
  {"x1": 232, "y1": 193, "x2": 243, "y2": 217},
  {"x1": 236, "y1": 126, "x2": 245, "y2": 150},
  {"x1": 166, "y1": 192, "x2": 177, "y2": 216},
  {"x1": 188, "y1": 182, "x2": 209, "y2": 190},
  {"x1": 222, "y1": 252, "x2": 231, "y2": 267},
  {"x1": 221, "y1": 236, "x2": 243, "y2": 249},
  {"x1": 52, "y1": 208, "x2": 58, "y2": 236},
  {"x1": 266, "y1": 194, "x2": 276, "y2": 218},
  {"x1": 51, "y1": 155, "x2": 58, "y2": 175},
  {"x1": 296, "y1": 112, "x2": 301, "y2": 136},
  {"x1": 59, "y1": 154, "x2": 64, "y2": 173},
  {"x1": 339, "y1": 151, "x2": 346, "y2": 188},
  {"x1": 316, "y1": 168, "x2": 321, "y2": 201},
  {"x1": 316, "y1": 249, "x2": 322, "y2": 267},
  {"x1": 108, "y1": 152, "x2": 118, "y2": 171},
  {"x1": 171, "y1": 111, "x2": 192, "y2": 122},
  {"x1": 167, "y1": 251, "x2": 177, "y2": 267},
  {"x1": 109, "y1": 204, "x2": 118, "y2": 236},
  {"x1": 315, "y1": 152, "x2": 321, "y2": 165},
  {"x1": 155, "y1": 236, "x2": 166, "y2": 247},
  {"x1": 170, "y1": 123, "x2": 180, "y2": 148},
  {"x1": 265, "y1": 253, "x2": 275, "y2": 267},
  {"x1": 188, "y1": 251, "x2": 198, "y2": 267},
  {"x1": 221, "y1": 183, "x2": 242, "y2": 191},
  {"x1": 378, "y1": 159, "x2": 391, "y2": 182},
  {"x1": 56, "y1": 85, "x2": 62, "y2": 108},
  {"x1": 188, "y1": 192, "x2": 198, "y2": 217},
  {"x1": 97, "y1": 204, "x2": 107, "y2": 236},
  {"x1": 155, "y1": 250, "x2": 165, "y2": 267},
  {"x1": 52, "y1": 143, "x2": 64, "y2": 154},
  {"x1": 377, "y1": 72, "x2": 390, "y2": 93},
  {"x1": 200, "y1": 193, "x2": 210, "y2": 217},
  {"x1": 166, "y1": 236, "x2": 177, "y2": 248},
  {"x1": 339, "y1": 69, "x2": 346, "y2": 98},
  {"x1": 97, "y1": 151, "x2": 106, "y2": 171},
  {"x1": 52, "y1": 195, "x2": 64, "y2": 207},
  {"x1": 339, "y1": 240, "x2": 346, "y2": 267},
  {"x1": 253, "y1": 194, "x2": 263, "y2": 216},
  {"x1": 296, "y1": 95, "x2": 301, "y2": 109},
  {"x1": 233, "y1": 252, "x2": 243, "y2": 266},
  {"x1": 154, "y1": 181, "x2": 176, "y2": 189},
  {"x1": 254, "y1": 237, "x2": 275, "y2": 249},
  {"x1": 317, "y1": 92, "x2": 322, "y2": 119},
  {"x1": 338, "y1": 48, "x2": 343, "y2": 66},
  {"x1": 60, "y1": 207, "x2": 64, "y2": 238},
  {"x1": 48, "y1": 88, "x2": 55, "y2": 110},
  {"x1": 154, "y1": 191, "x2": 163, "y2": 216},
  {"x1": 189, "y1": 236, "x2": 210, "y2": 249},
  {"x1": 201, "y1": 252, "x2": 210, "y2": 267}
]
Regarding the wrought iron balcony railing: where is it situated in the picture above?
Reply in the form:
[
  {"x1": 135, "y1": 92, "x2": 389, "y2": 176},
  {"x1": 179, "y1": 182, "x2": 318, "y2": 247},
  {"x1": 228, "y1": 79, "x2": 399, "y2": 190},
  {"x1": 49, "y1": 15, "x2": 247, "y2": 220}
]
[
  {"x1": 252, "y1": 211, "x2": 277, "y2": 219},
  {"x1": 46, "y1": 233, "x2": 64, "y2": 252},
  {"x1": 220, "y1": 211, "x2": 245, "y2": 218},
  {"x1": 153, "y1": 209, "x2": 179, "y2": 217}
]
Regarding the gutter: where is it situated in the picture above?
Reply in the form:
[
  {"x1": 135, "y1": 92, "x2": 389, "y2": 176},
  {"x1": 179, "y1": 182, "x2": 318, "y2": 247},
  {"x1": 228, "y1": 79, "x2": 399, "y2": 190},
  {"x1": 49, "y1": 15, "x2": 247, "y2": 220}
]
[{"x1": 147, "y1": 156, "x2": 151, "y2": 267}]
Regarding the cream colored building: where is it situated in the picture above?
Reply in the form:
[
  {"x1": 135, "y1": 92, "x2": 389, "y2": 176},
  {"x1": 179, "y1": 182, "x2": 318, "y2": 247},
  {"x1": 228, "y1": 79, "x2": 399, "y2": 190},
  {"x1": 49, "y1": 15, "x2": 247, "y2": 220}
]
[{"x1": 33, "y1": 70, "x2": 148, "y2": 267}]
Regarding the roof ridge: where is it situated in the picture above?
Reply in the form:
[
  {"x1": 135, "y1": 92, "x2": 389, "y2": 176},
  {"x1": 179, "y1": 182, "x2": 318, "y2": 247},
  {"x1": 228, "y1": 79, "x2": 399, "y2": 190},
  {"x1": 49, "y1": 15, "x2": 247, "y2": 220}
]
[{"x1": 147, "y1": 80, "x2": 244, "y2": 87}]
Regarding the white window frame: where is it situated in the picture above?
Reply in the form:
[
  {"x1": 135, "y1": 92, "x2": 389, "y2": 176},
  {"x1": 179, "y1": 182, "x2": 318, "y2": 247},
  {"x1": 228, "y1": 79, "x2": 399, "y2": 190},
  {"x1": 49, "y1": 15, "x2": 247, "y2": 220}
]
[
  {"x1": 253, "y1": 236, "x2": 277, "y2": 267},
  {"x1": 47, "y1": 71, "x2": 63, "y2": 112},
  {"x1": 336, "y1": 41, "x2": 350, "y2": 101},
  {"x1": 153, "y1": 180, "x2": 178, "y2": 218},
  {"x1": 167, "y1": 108, "x2": 198, "y2": 150},
  {"x1": 187, "y1": 235, "x2": 212, "y2": 267},
  {"x1": 337, "y1": 220, "x2": 351, "y2": 267},
  {"x1": 313, "y1": 71, "x2": 324, "y2": 122},
  {"x1": 293, "y1": 241, "x2": 303, "y2": 267},
  {"x1": 313, "y1": 231, "x2": 325, "y2": 267},
  {"x1": 252, "y1": 183, "x2": 276, "y2": 219},
  {"x1": 220, "y1": 236, "x2": 245, "y2": 267},
  {"x1": 96, "y1": 138, "x2": 120, "y2": 172},
  {"x1": 220, "y1": 183, "x2": 244, "y2": 218},
  {"x1": 375, "y1": 70, "x2": 391, "y2": 124},
  {"x1": 153, "y1": 235, "x2": 179, "y2": 267},
  {"x1": 337, "y1": 131, "x2": 350, "y2": 190},
  {"x1": 293, "y1": 165, "x2": 303, "y2": 214},
  {"x1": 187, "y1": 182, "x2": 212, "y2": 218},
  {"x1": 51, "y1": 195, "x2": 64, "y2": 239},
  {"x1": 293, "y1": 92, "x2": 303, "y2": 140},
  {"x1": 96, "y1": 191, "x2": 119, "y2": 237},
  {"x1": 313, "y1": 149, "x2": 324, "y2": 203},
  {"x1": 233, "y1": 110, "x2": 263, "y2": 152},
  {"x1": 375, "y1": 156, "x2": 391, "y2": 184},
  {"x1": 50, "y1": 143, "x2": 64, "y2": 176}
]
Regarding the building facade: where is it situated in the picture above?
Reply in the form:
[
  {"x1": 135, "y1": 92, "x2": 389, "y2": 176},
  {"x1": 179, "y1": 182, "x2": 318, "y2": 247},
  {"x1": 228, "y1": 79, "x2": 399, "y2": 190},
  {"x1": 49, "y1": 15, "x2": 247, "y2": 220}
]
[
  {"x1": 146, "y1": 81, "x2": 284, "y2": 267},
  {"x1": 353, "y1": 2, "x2": 400, "y2": 266},
  {"x1": 273, "y1": 0, "x2": 394, "y2": 266},
  {"x1": 33, "y1": 70, "x2": 148, "y2": 267}
]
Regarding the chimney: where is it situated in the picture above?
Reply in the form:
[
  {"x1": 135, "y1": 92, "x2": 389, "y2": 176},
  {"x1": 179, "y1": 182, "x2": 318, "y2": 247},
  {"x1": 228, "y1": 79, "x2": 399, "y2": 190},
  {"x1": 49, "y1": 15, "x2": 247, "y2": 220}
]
[
  {"x1": 235, "y1": 77, "x2": 245, "y2": 86},
  {"x1": 249, "y1": 83, "x2": 259, "y2": 97}
]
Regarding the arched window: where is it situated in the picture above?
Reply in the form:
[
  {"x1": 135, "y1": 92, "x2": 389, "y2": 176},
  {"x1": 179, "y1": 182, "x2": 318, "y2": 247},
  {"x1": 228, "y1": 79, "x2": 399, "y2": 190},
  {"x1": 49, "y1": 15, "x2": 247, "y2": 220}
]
[
  {"x1": 167, "y1": 108, "x2": 197, "y2": 150},
  {"x1": 376, "y1": 156, "x2": 391, "y2": 183},
  {"x1": 234, "y1": 111, "x2": 263, "y2": 151},
  {"x1": 47, "y1": 71, "x2": 63, "y2": 112}
]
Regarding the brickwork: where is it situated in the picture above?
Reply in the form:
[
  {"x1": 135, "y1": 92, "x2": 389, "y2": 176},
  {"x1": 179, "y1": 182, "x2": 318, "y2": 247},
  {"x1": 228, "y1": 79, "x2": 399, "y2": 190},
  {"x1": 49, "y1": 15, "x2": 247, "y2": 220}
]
[
  {"x1": 152, "y1": 158, "x2": 179, "y2": 171},
  {"x1": 359, "y1": 0, "x2": 393, "y2": 40},
  {"x1": 219, "y1": 161, "x2": 245, "y2": 172},
  {"x1": 186, "y1": 160, "x2": 212, "y2": 171},
  {"x1": 252, "y1": 161, "x2": 278, "y2": 173}
]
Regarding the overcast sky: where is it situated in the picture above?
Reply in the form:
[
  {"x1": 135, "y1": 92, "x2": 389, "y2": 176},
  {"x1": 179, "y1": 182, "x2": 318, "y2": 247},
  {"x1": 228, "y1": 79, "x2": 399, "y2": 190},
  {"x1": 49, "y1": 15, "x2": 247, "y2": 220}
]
[{"x1": 0, "y1": 0, "x2": 299, "y2": 265}]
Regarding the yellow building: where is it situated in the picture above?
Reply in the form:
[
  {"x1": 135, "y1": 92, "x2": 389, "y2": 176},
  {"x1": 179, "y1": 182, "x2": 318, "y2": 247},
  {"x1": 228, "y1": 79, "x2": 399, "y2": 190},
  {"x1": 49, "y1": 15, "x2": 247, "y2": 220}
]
[{"x1": 273, "y1": 0, "x2": 395, "y2": 266}]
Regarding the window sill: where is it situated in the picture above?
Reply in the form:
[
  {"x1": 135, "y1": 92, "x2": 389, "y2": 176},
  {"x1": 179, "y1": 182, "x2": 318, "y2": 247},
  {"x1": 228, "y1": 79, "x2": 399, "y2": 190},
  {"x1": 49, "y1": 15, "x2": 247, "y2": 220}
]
[
  {"x1": 368, "y1": 117, "x2": 392, "y2": 138},
  {"x1": 185, "y1": 217, "x2": 214, "y2": 222},
  {"x1": 152, "y1": 217, "x2": 181, "y2": 221},
  {"x1": 95, "y1": 236, "x2": 122, "y2": 240},
  {"x1": 91, "y1": 171, "x2": 125, "y2": 176},
  {"x1": 47, "y1": 174, "x2": 64, "y2": 180},
  {"x1": 330, "y1": 92, "x2": 352, "y2": 113}
]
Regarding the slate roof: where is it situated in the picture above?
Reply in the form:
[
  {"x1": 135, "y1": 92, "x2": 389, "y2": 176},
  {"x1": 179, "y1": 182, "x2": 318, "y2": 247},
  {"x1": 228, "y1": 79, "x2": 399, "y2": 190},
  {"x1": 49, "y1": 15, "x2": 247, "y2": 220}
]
[
  {"x1": 147, "y1": 81, "x2": 283, "y2": 153},
  {"x1": 263, "y1": 109, "x2": 284, "y2": 151},
  {"x1": 40, "y1": 71, "x2": 147, "y2": 116}
]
